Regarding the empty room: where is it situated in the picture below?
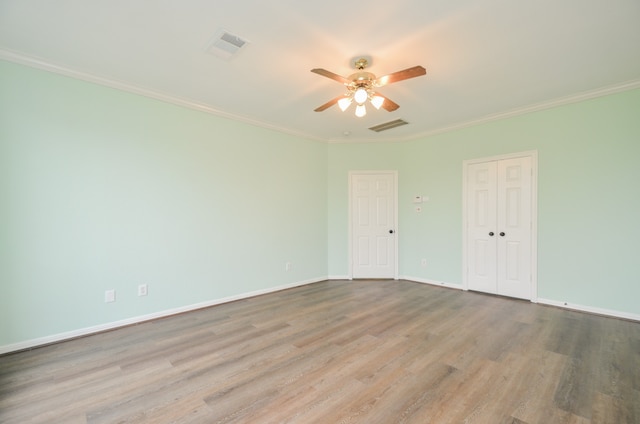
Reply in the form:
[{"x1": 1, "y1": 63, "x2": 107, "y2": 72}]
[{"x1": 1, "y1": 1, "x2": 639, "y2": 423}]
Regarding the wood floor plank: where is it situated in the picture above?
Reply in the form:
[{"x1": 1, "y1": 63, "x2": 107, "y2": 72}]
[{"x1": 1, "y1": 280, "x2": 639, "y2": 423}]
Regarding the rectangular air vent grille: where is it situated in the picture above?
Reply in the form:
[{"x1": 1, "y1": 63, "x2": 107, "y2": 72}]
[
  {"x1": 207, "y1": 30, "x2": 249, "y2": 60},
  {"x1": 369, "y1": 119, "x2": 409, "y2": 132}
]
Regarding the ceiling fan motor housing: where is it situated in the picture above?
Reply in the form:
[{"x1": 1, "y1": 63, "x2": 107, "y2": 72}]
[{"x1": 350, "y1": 71, "x2": 375, "y2": 85}]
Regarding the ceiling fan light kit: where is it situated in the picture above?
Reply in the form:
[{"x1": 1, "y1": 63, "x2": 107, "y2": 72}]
[
  {"x1": 338, "y1": 97, "x2": 352, "y2": 111},
  {"x1": 370, "y1": 95, "x2": 384, "y2": 109},
  {"x1": 311, "y1": 57, "x2": 426, "y2": 118},
  {"x1": 353, "y1": 87, "x2": 368, "y2": 104}
]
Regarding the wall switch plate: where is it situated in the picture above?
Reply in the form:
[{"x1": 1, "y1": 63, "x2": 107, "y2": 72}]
[
  {"x1": 138, "y1": 284, "x2": 148, "y2": 296},
  {"x1": 105, "y1": 289, "x2": 116, "y2": 303},
  {"x1": 421, "y1": 259, "x2": 427, "y2": 267},
  {"x1": 285, "y1": 262, "x2": 292, "y2": 271}
]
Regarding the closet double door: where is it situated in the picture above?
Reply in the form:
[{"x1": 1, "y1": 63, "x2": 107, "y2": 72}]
[{"x1": 465, "y1": 154, "x2": 535, "y2": 300}]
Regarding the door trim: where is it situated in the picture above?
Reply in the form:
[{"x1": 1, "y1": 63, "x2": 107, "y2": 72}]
[
  {"x1": 348, "y1": 171, "x2": 399, "y2": 280},
  {"x1": 462, "y1": 151, "x2": 538, "y2": 301}
]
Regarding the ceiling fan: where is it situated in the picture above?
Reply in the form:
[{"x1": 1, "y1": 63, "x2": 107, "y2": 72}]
[{"x1": 311, "y1": 57, "x2": 426, "y2": 117}]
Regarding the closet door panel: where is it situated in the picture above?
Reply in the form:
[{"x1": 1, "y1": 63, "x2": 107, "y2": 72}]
[
  {"x1": 496, "y1": 157, "x2": 532, "y2": 299},
  {"x1": 467, "y1": 161, "x2": 498, "y2": 294},
  {"x1": 465, "y1": 154, "x2": 535, "y2": 300}
]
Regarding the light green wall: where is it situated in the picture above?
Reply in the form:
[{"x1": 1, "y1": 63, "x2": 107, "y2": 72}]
[
  {"x1": 0, "y1": 61, "x2": 328, "y2": 346},
  {"x1": 327, "y1": 88, "x2": 640, "y2": 315},
  {"x1": 2, "y1": 58, "x2": 639, "y2": 349}
]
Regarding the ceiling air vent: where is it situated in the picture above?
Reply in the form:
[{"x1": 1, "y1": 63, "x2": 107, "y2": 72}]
[
  {"x1": 369, "y1": 119, "x2": 409, "y2": 132},
  {"x1": 206, "y1": 30, "x2": 249, "y2": 60}
]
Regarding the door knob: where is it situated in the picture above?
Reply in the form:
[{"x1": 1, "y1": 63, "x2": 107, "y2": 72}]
[
  {"x1": 389, "y1": 230, "x2": 395, "y2": 234},
  {"x1": 499, "y1": 232, "x2": 505, "y2": 237},
  {"x1": 489, "y1": 232, "x2": 494, "y2": 236}
]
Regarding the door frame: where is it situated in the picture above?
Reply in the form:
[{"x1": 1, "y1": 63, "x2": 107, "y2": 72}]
[
  {"x1": 462, "y1": 151, "x2": 538, "y2": 301},
  {"x1": 348, "y1": 170, "x2": 399, "y2": 280}
]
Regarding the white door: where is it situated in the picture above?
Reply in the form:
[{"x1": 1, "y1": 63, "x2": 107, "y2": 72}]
[
  {"x1": 496, "y1": 156, "x2": 532, "y2": 298},
  {"x1": 466, "y1": 155, "x2": 534, "y2": 300},
  {"x1": 467, "y1": 161, "x2": 499, "y2": 294},
  {"x1": 350, "y1": 172, "x2": 397, "y2": 279}
]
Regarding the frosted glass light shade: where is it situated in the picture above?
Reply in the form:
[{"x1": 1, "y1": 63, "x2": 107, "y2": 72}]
[
  {"x1": 370, "y1": 95, "x2": 385, "y2": 109},
  {"x1": 354, "y1": 88, "x2": 368, "y2": 104},
  {"x1": 355, "y1": 104, "x2": 367, "y2": 117},
  {"x1": 338, "y1": 97, "x2": 352, "y2": 111}
]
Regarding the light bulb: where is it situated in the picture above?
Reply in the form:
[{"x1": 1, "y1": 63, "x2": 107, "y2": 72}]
[
  {"x1": 338, "y1": 97, "x2": 352, "y2": 112},
  {"x1": 370, "y1": 95, "x2": 385, "y2": 110},
  {"x1": 354, "y1": 87, "x2": 368, "y2": 104},
  {"x1": 355, "y1": 104, "x2": 367, "y2": 117}
]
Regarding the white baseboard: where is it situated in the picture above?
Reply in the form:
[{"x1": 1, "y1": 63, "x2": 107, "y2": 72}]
[
  {"x1": 0, "y1": 276, "x2": 327, "y2": 355},
  {"x1": 328, "y1": 275, "x2": 351, "y2": 280},
  {"x1": 6, "y1": 279, "x2": 638, "y2": 355},
  {"x1": 400, "y1": 276, "x2": 464, "y2": 291},
  {"x1": 402, "y1": 278, "x2": 640, "y2": 322},
  {"x1": 537, "y1": 298, "x2": 640, "y2": 322}
]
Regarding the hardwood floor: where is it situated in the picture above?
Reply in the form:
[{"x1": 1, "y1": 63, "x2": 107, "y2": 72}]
[{"x1": 1, "y1": 280, "x2": 639, "y2": 423}]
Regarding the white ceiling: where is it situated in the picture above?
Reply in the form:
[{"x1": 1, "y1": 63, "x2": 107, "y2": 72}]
[{"x1": 1, "y1": 0, "x2": 639, "y2": 142}]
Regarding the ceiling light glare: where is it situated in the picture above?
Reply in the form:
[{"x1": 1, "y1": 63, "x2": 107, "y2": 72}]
[
  {"x1": 338, "y1": 97, "x2": 352, "y2": 111},
  {"x1": 355, "y1": 104, "x2": 367, "y2": 117},
  {"x1": 354, "y1": 87, "x2": 368, "y2": 104}
]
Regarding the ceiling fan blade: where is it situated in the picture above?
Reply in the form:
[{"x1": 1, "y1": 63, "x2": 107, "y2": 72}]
[
  {"x1": 377, "y1": 94, "x2": 400, "y2": 112},
  {"x1": 314, "y1": 95, "x2": 346, "y2": 112},
  {"x1": 311, "y1": 68, "x2": 352, "y2": 85},
  {"x1": 375, "y1": 65, "x2": 426, "y2": 87}
]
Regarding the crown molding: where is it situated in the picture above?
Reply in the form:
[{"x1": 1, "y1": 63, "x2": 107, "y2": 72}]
[
  {"x1": 327, "y1": 77, "x2": 640, "y2": 144},
  {"x1": 403, "y1": 78, "x2": 640, "y2": 142},
  {"x1": 2, "y1": 48, "x2": 638, "y2": 145},
  {"x1": 0, "y1": 49, "x2": 326, "y2": 143}
]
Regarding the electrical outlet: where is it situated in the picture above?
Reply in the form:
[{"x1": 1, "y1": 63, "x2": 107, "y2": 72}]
[
  {"x1": 138, "y1": 284, "x2": 148, "y2": 296},
  {"x1": 105, "y1": 289, "x2": 116, "y2": 303},
  {"x1": 285, "y1": 262, "x2": 292, "y2": 271},
  {"x1": 421, "y1": 259, "x2": 427, "y2": 267}
]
